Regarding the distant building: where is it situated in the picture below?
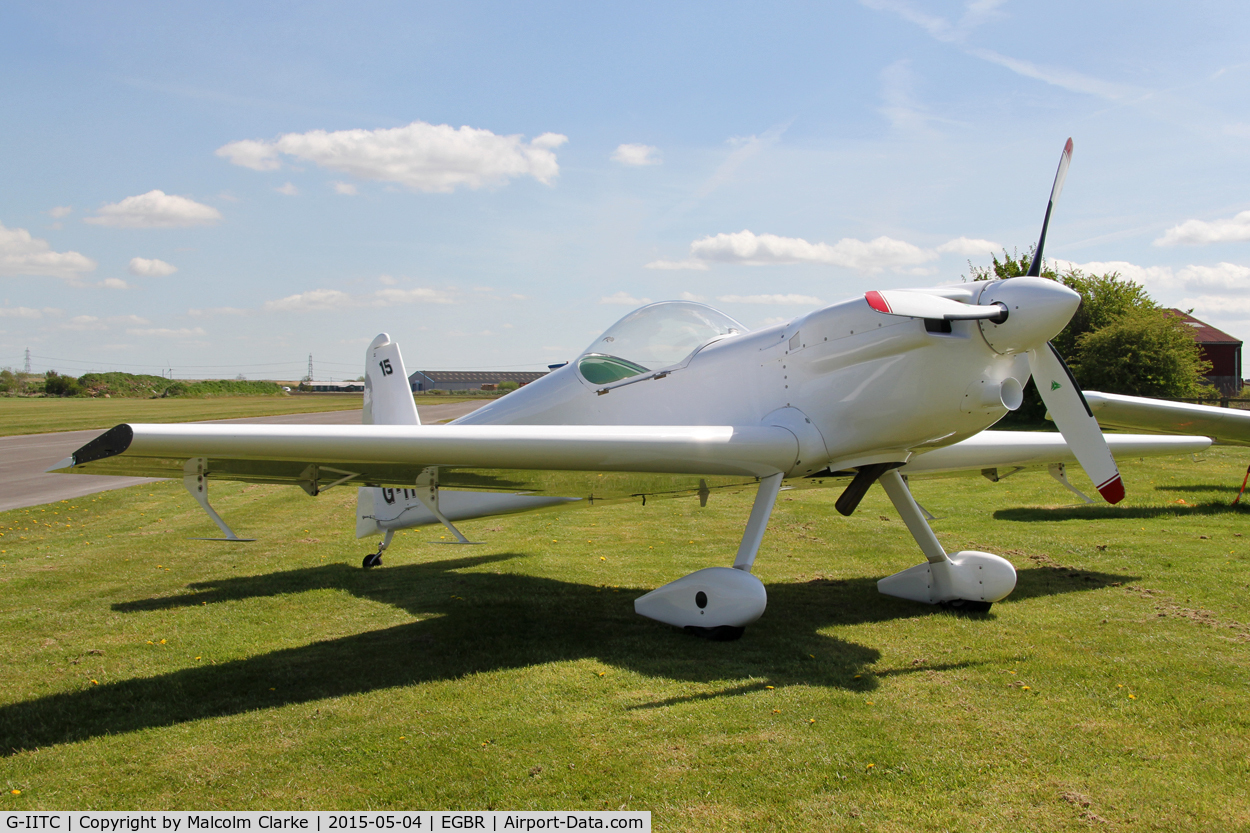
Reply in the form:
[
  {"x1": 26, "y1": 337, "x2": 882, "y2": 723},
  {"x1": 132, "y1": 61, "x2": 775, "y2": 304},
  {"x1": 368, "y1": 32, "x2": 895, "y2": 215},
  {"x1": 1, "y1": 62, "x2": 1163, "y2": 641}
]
[
  {"x1": 1166, "y1": 309, "x2": 1243, "y2": 395},
  {"x1": 407, "y1": 370, "x2": 547, "y2": 392},
  {"x1": 311, "y1": 381, "x2": 364, "y2": 392}
]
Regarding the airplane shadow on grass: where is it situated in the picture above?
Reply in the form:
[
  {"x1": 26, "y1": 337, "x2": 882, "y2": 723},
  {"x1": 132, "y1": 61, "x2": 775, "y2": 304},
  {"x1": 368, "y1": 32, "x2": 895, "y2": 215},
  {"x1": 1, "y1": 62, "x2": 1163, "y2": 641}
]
[
  {"x1": 995, "y1": 502, "x2": 1250, "y2": 522},
  {"x1": 0, "y1": 552, "x2": 1133, "y2": 754}
]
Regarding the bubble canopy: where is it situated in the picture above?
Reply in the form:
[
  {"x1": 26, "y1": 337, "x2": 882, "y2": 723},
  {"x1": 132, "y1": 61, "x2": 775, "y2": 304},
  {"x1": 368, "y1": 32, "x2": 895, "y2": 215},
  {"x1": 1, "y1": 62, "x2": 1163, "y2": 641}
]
[{"x1": 578, "y1": 301, "x2": 747, "y2": 385}]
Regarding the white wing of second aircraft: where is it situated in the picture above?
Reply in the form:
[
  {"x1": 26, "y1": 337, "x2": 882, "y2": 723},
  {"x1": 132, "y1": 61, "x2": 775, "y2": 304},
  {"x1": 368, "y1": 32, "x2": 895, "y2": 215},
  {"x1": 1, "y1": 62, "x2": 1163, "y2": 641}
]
[{"x1": 1082, "y1": 391, "x2": 1250, "y2": 446}]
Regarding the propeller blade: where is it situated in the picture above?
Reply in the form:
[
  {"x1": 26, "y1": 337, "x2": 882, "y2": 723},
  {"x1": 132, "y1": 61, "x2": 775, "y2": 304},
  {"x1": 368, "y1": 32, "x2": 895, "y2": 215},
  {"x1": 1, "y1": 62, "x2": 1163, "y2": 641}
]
[
  {"x1": 1029, "y1": 342, "x2": 1124, "y2": 503},
  {"x1": 1026, "y1": 138, "x2": 1073, "y2": 277},
  {"x1": 866, "y1": 290, "x2": 1006, "y2": 321}
]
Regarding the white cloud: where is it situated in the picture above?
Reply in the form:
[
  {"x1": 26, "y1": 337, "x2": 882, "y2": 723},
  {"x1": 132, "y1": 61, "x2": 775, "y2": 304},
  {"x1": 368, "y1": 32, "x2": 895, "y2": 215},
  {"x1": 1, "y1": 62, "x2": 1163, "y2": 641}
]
[
  {"x1": 372, "y1": 287, "x2": 455, "y2": 305},
  {"x1": 110, "y1": 314, "x2": 151, "y2": 326},
  {"x1": 128, "y1": 257, "x2": 178, "y2": 277},
  {"x1": 717, "y1": 294, "x2": 824, "y2": 305},
  {"x1": 1051, "y1": 259, "x2": 1250, "y2": 301},
  {"x1": 48, "y1": 206, "x2": 73, "y2": 218},
  {"x1": 85, "y1": 190, "x2": 222, "y2": 229},
  {"x1": 333, "y1": 181, "x2": 358, "y2": 196},
  {"x1": 936, "y1": 237, "x2": 1002, "y2": 256},
  {"x1": 0, "y1": 306, "x2": 44, "y2": 319},
  {"x1": 214, "y1": 139, "x2": 282, "y2": 171},
  {"x1": 600, "y1": 291, "x2": 652, "y2": 306},
  {"x1": 1051, "y1": 259, "x2": 1178, "y2": 292},
  {"x1": 275, "y1": 182, "x2": 299, "y2": 196},
  {"x1": 611, "y1": 144, "x2": 661, "y2": 166},
  {"x1": 99, "y1": 278, "x2": 130, "y2": 290},
  {"x1": 644, "y1": 258, "x2": 709, "y2": 271},
  {"x1": 678, "y1": 291, "x2": 706, "y2": 302},
  {"x1": 264, "y1": 285, "x2": 456, "y2": 313},
  {"x1": 0, "y1": 222, "x2": 97, "y2": 278},
  {"x1": 690, "y1": 230, "x2": 935, "y2": 272},
  {"x1": 126, "y1": 326, "x2": 207, "y2": 337},
  {"x1": 1175, "y1": 262, "x2": 1250, "y2": 289},
  {"x1": 217, "y1": 121, "x2": 569, "y2": 193},
  {"x1": 1155, "y1": 210, "x2": 1250, "y2": 246},
  {"x1": 264, "y1": 288, "x2": 353, "y2": 313},
  {"x1": 188, "y1": 307, "x2": 249, "y2": 317},
  {"x1": 1183, "y1": 295, "x2": 1250, "y2": 316},
  {"x1": 63, "y1": 315, "x2": 107, "y2": 331}
]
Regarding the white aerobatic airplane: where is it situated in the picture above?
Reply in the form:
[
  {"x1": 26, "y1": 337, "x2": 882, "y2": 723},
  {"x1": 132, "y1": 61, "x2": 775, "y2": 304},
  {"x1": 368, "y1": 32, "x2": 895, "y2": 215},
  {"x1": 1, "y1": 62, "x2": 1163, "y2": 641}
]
[{"x1": 51, "y1": 140, "x2": 1210, "y2": 639}]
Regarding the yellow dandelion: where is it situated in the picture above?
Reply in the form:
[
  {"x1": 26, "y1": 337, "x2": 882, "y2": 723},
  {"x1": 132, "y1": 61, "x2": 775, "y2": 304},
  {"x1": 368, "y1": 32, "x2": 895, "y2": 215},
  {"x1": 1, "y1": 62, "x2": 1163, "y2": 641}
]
[
  {"x1": 399, "y1": 736, "x2": 406, "y2": 740},
  {"x1": 867, "y1": 700, "x2": 873, "y2": 705},
  {"x1": 1117, "y1": 684, "x2": 1123, "y2": 688},
  {"x1": 146, "y1": 640, "x2": 153, "y2": 645},
  {"x1": 808, "y1": 718, "x2": 815, "y2": 724},
  {"x1": 866, "y1": 763, "x2": 875, "y2": 770},
  {"x1": 195, "y1": 656, "x2": 201, "y2": 660},
  {"x1": 159, "y1": 639, "x2": 166, "y2": 644},
  {"x1": 600, "y1": 556, "x2": 606, "y2": 561},
  {"x1": 853, "y1": 674, "x2": 862, "y2": 679},
  {"x1": 765, "y1": 685, "x2": 775, "y2": 690},
  {"x1": 1021, "y1": 686, "x2": 1031, "y2": 691},
  {"x1": 269, "y1": 687, "x2": 275, "y2": 691},
  {"x1": 771, "y1": 709, "x2": 780, "y2": 714},
  {"x1": 90, "y1": 679, "x2": 99, "y2": 685},
  {"x1": 10, "y1": 789, "x2": 19, "y2": 796},
  {"x1": 1129, "y1": 694, "x2": 1136, "y2": 699}
]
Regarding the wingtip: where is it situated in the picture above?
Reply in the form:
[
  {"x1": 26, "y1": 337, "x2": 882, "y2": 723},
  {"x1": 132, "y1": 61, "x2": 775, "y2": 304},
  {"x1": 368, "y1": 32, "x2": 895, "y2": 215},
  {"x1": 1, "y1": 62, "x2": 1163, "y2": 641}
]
[
  {"x1": 865, "y1": 291, "x2": 891, "y2": 313},
  {"x1": 1097, "y1": 475, "x2": 1125, "y2": 504},
  {"x1": 1064, "y1": 137, "x2": 1073, "y2": 156},
  {"x1": 46, "y1": 456, "x2": 75, "y2": 473}
]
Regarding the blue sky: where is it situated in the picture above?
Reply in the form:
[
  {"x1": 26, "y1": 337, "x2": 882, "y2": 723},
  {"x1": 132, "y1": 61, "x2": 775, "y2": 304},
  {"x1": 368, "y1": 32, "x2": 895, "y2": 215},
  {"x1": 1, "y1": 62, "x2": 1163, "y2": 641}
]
[{"x1": 2, "y1": 1, "x2": 1249, "y2": 380}]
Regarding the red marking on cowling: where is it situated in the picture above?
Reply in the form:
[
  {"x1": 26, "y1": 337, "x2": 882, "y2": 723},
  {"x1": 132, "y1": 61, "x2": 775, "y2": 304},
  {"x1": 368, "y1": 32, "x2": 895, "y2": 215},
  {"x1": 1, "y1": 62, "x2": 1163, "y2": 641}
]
[
  {"x1": 1097, "y1": 475, "x2": 1125, "y2": 504},
  {"x1": 865, "y1": 291, "x2": 891, "y2": 313}
]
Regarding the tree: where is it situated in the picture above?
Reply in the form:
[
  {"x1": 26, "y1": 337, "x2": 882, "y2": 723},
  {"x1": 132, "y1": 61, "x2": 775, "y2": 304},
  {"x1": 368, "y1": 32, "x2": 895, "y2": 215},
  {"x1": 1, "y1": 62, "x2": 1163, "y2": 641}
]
[
  {"x1": 498, "y1": 380, "x2": 520, "y2": 392},
  {"x1": 1070, "y1": 310, "x2": 1212, "y2": 398},
  {"x1": 43, "y1": 370, "x2": 84, "y2": 397}
]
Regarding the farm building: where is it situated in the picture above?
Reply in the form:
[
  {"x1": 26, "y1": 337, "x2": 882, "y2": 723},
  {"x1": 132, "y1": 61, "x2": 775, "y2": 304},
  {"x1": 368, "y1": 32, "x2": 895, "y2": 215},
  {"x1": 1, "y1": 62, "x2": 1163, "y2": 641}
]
[
  {"x1": 407, "y1": 370, "x2": 547, "y2": 392},
  {"x1": 1166, "y1": 309, "x2": 1243, "y2": 395}
]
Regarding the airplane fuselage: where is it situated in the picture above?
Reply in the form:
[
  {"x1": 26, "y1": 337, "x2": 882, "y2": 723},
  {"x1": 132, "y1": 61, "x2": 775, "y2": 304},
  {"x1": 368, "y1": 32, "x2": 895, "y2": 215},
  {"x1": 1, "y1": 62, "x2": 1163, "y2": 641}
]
[{"x1": 455, "y1": 281, "x2": 1058, "y2": 477}]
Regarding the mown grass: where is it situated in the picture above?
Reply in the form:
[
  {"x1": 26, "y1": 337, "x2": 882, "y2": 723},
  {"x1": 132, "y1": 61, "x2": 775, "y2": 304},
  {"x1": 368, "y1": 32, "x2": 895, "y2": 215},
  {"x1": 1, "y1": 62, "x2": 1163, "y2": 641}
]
[
  {"x1": 0, "y1": 448, "x2": 1248, "y2": 829},
  {"x1": 0, "y1": 396, "x2": 483, "y2": 436}
]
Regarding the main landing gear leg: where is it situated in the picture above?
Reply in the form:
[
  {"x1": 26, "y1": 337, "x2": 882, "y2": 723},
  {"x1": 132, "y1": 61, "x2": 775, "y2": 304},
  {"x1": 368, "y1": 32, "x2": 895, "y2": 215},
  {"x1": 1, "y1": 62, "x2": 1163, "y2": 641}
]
[
  {"x1": 183, "y1": 457, "x2": 256, "y2": 542},
  {"x1": 415, "y1": 467, "x2": 479, "y2": 544},
  {"x1": 363, "y1": 529, "x2": 393, "y2": 569},
  {"x1": 635, "y1": 472, "x2": 784, "y2": 640},
  {"x1": 876, "y1": 469, "x2": 1015, "y2": 612}
]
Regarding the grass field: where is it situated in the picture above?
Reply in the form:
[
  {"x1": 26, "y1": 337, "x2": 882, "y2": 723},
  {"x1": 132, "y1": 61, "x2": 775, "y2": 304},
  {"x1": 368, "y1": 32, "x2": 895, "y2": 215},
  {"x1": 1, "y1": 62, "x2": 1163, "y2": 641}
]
[
  {"x1": 0, "y1": 395, "x2": 484, "y2": 436},
  {"x1": 1, "y1": 447, "x2": 1248, "y2": 829}
]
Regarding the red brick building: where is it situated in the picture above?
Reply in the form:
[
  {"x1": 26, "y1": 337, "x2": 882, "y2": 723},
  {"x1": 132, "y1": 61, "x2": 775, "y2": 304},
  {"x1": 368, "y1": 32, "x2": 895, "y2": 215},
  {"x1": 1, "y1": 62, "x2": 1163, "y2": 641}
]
[{"x1": 1166, "y1": 309, "x2": 1243, "y2": 395}]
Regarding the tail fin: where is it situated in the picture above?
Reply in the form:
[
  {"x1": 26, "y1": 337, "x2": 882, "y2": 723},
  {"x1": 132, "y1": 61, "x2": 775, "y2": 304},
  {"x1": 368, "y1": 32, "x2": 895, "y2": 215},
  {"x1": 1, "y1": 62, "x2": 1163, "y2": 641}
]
[
  {"x1": 362, "y1": 332, "x2": 419, "y2": 426},
  {"x1": 358, "y1": 333, "x2": 419, "y2": 538}
]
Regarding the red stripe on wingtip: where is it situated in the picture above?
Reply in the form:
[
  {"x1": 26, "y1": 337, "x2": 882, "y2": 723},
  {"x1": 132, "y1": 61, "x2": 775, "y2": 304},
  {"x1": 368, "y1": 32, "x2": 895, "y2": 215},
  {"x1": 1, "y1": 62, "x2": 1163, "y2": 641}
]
[
  {"x1": 1097, "y1": 475, "x2": 1124, "y2": 504},
  {"x1": 1064, "y1": 138, "x2": 1073, "y2": 156},
  {"x1": 865, "y1": 291, "x2": 891, "y2": 313}
]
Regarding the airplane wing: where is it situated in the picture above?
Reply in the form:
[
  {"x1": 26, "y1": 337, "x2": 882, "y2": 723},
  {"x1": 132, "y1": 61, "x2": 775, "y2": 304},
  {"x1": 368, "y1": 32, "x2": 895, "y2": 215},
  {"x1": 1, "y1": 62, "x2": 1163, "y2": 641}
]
[
  {"x1": 50, "y1": 421, "x2": 1209, "y2": 502},
  {"x1": 48, "y1": 423, "x2": 800, "y2": 499},
  {"x1": 1082, "y1": 391, "x2": 1250, "y2": 446},
  {"x1": 900, "y1": 430, "x2": 1211, "y2": 477}
]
